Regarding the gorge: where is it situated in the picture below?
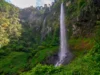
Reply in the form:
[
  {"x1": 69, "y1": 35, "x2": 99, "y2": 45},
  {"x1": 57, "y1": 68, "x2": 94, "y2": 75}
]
[{"x1": 0, "y1": 0, "x2": 100, "y2": 75}]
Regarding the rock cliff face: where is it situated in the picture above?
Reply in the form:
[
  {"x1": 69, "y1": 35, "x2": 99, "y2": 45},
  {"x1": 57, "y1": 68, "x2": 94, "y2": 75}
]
[
  {"x1": 65, "y1": 0, "x2": 100, "y2": 37},
  {"x1": 93, "y1": 0, "x2": 100, "y2": 7},
  {"x1": 18, "y1": 0, "x2": 100, "y2": 65},
  {"x1": 19, "y1": 0, "x2": 100, "y2": 43},
  {"x1": 20, "y1": 6, "x2": 43, "y2": 27},
  {"x1": 19, "y1": 2, "x2": 60, "y2": 45}
]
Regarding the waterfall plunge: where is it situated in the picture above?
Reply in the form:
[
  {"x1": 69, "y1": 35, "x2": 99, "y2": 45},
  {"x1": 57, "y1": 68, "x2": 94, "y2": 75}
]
[{"x1": 55, "y1": 3, "x2": 70, "y2": 66}]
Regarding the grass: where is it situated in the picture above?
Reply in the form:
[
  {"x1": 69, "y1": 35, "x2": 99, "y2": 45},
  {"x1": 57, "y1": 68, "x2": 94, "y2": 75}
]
[
  {"x1": 0, "y1": 46, "x2": 59, "y2": 75},
  {"x1": 69, "y1": 38, "x2": 95, "y2": 51},
  {"x1": 30, "y1": 46, "x2": 58, "y2": 67},
  {"x1": 21, "y1": 44, "x2": 100, "y2": 75},
  {"x1": 0, "y1": 52, "x2": 29, "y2": 75},
  {"x1": 0, "y1": 38, "x2": 96, "y2": 75},
  {"x1": 20, "y1": 50, "x2": 93, "y2": 75}
]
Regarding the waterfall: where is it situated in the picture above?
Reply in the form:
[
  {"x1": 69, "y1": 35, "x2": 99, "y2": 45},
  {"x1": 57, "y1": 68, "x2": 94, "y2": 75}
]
[
  {"x1": 55, "y1": 3, "x2": 70, "y2": 66},
  {"x1": 41, "y1": 18, "x2": 46, "y2": 41},
  {"x1": 41, "y1": 17, "x2": 52, "y2": 41}
]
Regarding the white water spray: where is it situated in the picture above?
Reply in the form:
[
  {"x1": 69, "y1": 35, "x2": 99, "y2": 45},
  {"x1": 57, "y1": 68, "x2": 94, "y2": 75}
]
[{"x1": 55, "y1": 3, "x2": 69, "y2": 66}]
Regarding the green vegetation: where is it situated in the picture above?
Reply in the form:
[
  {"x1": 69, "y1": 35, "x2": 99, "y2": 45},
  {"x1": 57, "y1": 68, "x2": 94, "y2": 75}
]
[
  {"x1": 0, "y1": 52, "x2": 29, "y2": 74},
  {"x1": 0, "y1": 0, "x2": 22, "y2": 47},
  {"x1": 21, "y1": 38, "x2": 100, "y2": 75},
  {"x1": 0, "y1": 46, "x2": 58, "y2": 75},
  {"x1": 0, "y1": 0, "x2": 100, "y2": 75}
]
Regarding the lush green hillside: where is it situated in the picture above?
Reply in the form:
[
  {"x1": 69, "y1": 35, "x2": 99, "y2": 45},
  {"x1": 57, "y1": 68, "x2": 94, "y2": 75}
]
[{"x1": 0, "y1": 0, "x2": 100, "y2": 75}]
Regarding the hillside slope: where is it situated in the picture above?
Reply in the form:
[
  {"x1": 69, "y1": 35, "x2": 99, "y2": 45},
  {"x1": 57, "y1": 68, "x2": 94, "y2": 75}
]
[{"x1": 0, "y1": 0, "x2": 100, "y2": 75}]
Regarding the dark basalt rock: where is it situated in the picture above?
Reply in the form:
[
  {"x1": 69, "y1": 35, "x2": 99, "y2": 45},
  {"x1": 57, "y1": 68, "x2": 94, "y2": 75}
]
[
  {"x1": 42, "y1": 53, "x2": 59, "y2": 65},
  {"x1": 62, "y1": 52, "x2": 73, "y2": 65},
  {"x1": 42, "y1": 51, "x2": 73, "y2": 66},
  {"x1": 93, "y1": 0, "x2": 100, "y2": 7}
]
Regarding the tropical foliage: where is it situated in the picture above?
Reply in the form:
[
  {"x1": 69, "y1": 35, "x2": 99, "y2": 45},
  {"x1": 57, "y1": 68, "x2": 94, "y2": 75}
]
[{"x1": 0, "y1": 0, "x2": 100, "y2": 75}]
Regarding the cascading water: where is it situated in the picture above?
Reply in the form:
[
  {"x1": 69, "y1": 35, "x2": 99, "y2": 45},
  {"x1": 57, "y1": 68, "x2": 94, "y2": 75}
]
[
  {"x1": 55, "y1": 3, "x2": 71, "y2": 66},
  {"x1": 41, "y1": 18, "x2": 46, "y2": 41},
  {"x1": 41, "y1": 17, "x2": 51, "y2": 41}
]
